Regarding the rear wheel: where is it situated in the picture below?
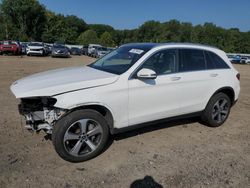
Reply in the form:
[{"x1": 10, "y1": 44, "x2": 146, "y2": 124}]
[
  {"x1": 52, "y1": 109, "x2": 109, "y2": 162},
  {"x1": 201, "y1": 93, "x2": 231, "y2": 127}
]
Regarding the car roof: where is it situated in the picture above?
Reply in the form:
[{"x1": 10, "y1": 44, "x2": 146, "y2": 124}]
[
  {"x1": 121, "y1": 43, "x2": 158, "y2": 50},
  {"x1": 121, "y1": 42, "x2": 220, "y2": 51},
  {"x1": 53, "y1": 44, "x2": 66, "y2": 48}
]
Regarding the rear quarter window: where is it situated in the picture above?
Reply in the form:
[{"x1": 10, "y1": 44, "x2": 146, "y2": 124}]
[{"x1": 205, "y1": 51, "x2": 230, "y2": 69}]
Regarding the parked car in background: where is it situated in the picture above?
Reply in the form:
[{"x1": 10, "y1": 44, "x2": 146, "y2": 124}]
[
  {"x1": 0, "y1": 41, "x2": 3, "y2": 54},
  {"x1": 88, "y1": 44, "x2": 102, "y2": 57},
  {"x1": 70, "y1": 47, "x2": 82, "y2": 55},
  {"x1": 10, "y1": 43, "x2": 240, "y2": 162},
  {"x1": 27, "y1": 42, "x2": 48, "y2": 56},
  {"x1": 107, "y1": 47, "x2": 115, "y2": 52},
  {"x1": 81, "y1": 45, "x2": 88, "y2": 55},
  {"x1": 240, "y1": 57, "x2": 250, "y2": 64},
  {"x1": 45, "y1": 44, "x2": 52, "y2": 55},
  {"x1": 0, "y1": 40, "x2": 22, "y2": 55},
  {"x1": 92, "y1": 46, "x2": 109, "y2": 58},
  {"x1": 231, "y1": 55, "x2": 241, "y2": 64},
  {"x1": 227, "y1": 55, "x2": 235, "y2": 62},
  {"x1": 20, "y1": 43, "x2": 28, "y2": 55},
  {"x1": 51, "y1": 44, "x2": 70, "y2": 58}
]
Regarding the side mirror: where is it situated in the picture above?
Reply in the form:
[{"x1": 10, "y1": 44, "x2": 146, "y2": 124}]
[{"x1": 137, "y1": 68, "x2": 157, "y2": 79}]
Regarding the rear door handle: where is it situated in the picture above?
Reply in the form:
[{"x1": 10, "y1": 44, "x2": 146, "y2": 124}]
[
  {"x1": 171, "y1": 76, "x2": 181, "y2": 81},
  {"x1": 210, "y1": 73, "x2": 218, "y2": 77}
]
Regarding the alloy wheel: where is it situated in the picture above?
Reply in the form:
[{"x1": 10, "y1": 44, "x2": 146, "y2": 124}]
[
  {"x1": 63, "y1": 119, "x2": 103, "y2": 157},
  {"x1": 212, "y1": 98, "x2": 229, "y2": 124}
]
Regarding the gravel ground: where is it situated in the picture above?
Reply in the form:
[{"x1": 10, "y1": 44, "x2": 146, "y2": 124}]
[{"x1": 0, "y1": 55, "x2": 249, "y2": 188}]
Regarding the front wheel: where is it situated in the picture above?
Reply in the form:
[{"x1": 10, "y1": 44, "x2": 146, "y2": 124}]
[
  {"x1": 201, "y1": 93, "x2": 231, "y2": 127},
  {"x1": 52, "y1": 109, "x2": 109, "y2": 162}
]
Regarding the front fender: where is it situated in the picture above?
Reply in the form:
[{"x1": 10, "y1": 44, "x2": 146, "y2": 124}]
[{"x1": 53, "y1": 83, "x2": 129, "y2": 129}]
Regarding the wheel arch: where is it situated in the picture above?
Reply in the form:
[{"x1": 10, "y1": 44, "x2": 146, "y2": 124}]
[
  {"x1": 64, "y1": 103, "x2": 114, "y2": 133},
  {"x1": 211, "y1": 86, "x2": 235, "y2": 105}
]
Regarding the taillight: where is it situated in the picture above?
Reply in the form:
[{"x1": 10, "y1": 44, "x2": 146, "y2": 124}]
[{"x1": 236, "y1": 73, "x2": 240, "y2": 81}]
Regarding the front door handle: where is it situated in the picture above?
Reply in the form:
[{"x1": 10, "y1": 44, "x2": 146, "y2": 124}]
[
  {"x1": 210, "y1": 73, "x2": 218, "y2": 77},
  {"x1": 171, "y1": 76, "x2": 181, "y2": 81}
]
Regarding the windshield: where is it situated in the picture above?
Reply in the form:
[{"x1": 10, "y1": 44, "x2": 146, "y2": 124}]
[
  {"x1": 89, "y1": 46, "x2": 149, "y2": 75},
  {"x1": 3, "y1": 41, "x2": 17, "y2": 45},
  {"x1": 29, "y1": 43, "x2": 43, "y2": 46},
  {"x1": 54, "y1": 45, "x2": 65, "y2": 48},
  {"x1": 97, "y1": 47, "x2": 107, "y2": 51}
]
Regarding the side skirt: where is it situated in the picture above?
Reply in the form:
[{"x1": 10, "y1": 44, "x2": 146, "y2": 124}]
[{"x1": 110, "y1": 111, "x2": 202, "y2": 134}]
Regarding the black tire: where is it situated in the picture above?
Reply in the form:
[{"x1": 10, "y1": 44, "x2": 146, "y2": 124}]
[
  {"x1": 201, "y1": 93, "x2": 231, "y2": 127},
  {"x1": 52, "y1": 109, "x2": 109, "y2": 162}
]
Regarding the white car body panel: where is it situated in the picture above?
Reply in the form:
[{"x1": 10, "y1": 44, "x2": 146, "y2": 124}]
[
  {"x1": 11, "y1": 43, "x2": 240, "y2": 130},
  {"x1": 54, "y1": 76, "x2": 129, "y2": 128},
  {"x1": 176, "y1": 69, "x2": 236, "y2": 114},
  {"x1": 128, "y1": 73, "x2": 182, "y2": 125},
  {"x1": 10, "y1": 66, "x2": 119, "y2": 98}
]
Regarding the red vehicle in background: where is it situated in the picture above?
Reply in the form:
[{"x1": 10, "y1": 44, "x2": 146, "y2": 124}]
[
  {"x1": 0, "y1": 40, "x2": 22, "y2": 55},
  {"x1": 0, "y1": 41, "x2": 2, "y2": 55}
]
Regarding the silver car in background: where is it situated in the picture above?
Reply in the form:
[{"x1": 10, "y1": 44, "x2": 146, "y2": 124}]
[
  {"x1": 92, "y1": 46, "x2": 109, "y2": 58},
  {"x1": 51, "y1": 44, "x2": 70, "y2": 58},
  {"x1": 27, "y1": 42, "x2": 48, "y2": 56}
]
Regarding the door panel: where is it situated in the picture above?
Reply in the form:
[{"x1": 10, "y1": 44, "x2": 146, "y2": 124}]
[
  {"x1": 128, "y1": 74, "x2": 183, "y2": 125},
  {"x1": 177, "y1": 49, "x2": 219, "y2": 114},
  {"x1": 177, "y1": 70, "x2": 218, "y2": 114},
  {"x1": 128, "y1": 49, "x2": 181, "y2": 126}
]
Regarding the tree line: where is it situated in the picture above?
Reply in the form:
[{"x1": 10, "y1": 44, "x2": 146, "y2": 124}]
[{"x1": 0, "y1": 0, "x2": 250, "y2": 53}]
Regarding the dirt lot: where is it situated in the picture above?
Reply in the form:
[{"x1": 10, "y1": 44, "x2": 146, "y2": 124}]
[{"x1": 0, "y1": 55, "x2": 249, "y2": 188}]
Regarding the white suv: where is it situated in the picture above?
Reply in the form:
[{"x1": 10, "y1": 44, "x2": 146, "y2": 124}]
[
  {"x1": 26, "y1": 42, "x2": 48, "y2": 56},
  {"x1": 11, "y1": 43, "x2": 240, "y2": 162}
]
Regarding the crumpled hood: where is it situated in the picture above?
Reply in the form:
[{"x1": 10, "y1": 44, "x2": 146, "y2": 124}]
[{"x1": 10, "y1": 66, "x2": 119, "y2": 98}]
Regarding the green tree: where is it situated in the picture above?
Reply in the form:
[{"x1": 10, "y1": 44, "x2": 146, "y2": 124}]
[
  {"x1": 119, "y1": 29, "x2": 138, "y2": 44},
  {"x1": 137, "y1": 21, "x2": 162, "y2": 42},
  {"x1": 160, "y1": 20, "x2": 182, "y2": 42},
  {"x1": 42, "y1": 13, "x2": 87, "y2": 44},
  {"x1": 1, "y1": 0, "x2": 47, "y2": 41},
  {"x1": 77, "y1": 30, "x2": 99, "y2": 45},
  {"x1": 100, "y1": 32, "x2": 115, "y2": 47},
  {"x1": 65, "y1": 15, "x2": 87, "y2": 34},
  {"x1": 0, "y1": 10, "x2": 6, "y2": 39},
  {"x1": 88, "y1": 24, "x2": 115, "y2": 37},
  {"x1": 180, "y1": 22, "x2": 193, "y2": 42}
]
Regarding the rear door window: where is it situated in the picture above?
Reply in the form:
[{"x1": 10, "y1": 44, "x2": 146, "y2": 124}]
[{"x1": 179, "y1": 49, "x2": 206, "y2": 72}]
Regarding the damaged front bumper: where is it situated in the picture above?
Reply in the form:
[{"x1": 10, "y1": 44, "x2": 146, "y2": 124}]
[{"x1": 18, "y1": 97, "x2": 66, "y2": 134}]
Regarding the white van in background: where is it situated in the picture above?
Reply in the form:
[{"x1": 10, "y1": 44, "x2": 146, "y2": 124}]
[{"x1": 88, "y1": 44, "x2": 102, "y2": 56}]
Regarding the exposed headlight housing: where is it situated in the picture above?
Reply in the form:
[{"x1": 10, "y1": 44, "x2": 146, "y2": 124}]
[{"x1": 19, "y1": 97, "x2": 57, "y2": 115}]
